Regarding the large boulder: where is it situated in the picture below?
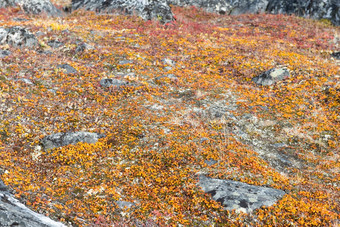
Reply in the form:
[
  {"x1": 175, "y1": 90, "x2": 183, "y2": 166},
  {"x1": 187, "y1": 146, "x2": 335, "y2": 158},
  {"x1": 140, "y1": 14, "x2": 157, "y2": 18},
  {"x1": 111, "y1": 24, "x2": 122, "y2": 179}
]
[
  {"x1": 72, "y1": 0, "x2": 175, "y2": 24},
  {"x1": 0, "y1": 26, "x2": 38, "y2": 47},
  {"x1": 168, "y1": 0, "x2": 339, "y2": 26},
  {"x1": 41, "y1": 132, "x2": 106, "y2": 150},
  {"x1": 266, "y1": 0, "x2": 339, "y2": 26},
  {"x1": 198, "y1": 175, "x2": 285, "y2": 213},
  {"x1": 0, "y1": 178, "x2": 65, "y2": 227},
  {"x1": 0, "y1": 0, "x2": 61, "y2": 16}
]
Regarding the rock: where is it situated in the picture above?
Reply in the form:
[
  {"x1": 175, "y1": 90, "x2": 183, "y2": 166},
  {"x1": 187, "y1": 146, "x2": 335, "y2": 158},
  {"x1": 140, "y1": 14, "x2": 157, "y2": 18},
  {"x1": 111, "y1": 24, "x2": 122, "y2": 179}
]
[
  {"x1": 168, "y1": 0, "x2": 339, "y2": 26},
  {"x1": 155, "y1": 74, "x2": 178, "y2": 84},
  {"x1": 266, "y1": 0, "x2": 339, "y2": 26},
  {"x1": 118, "y1": 60, "x2": 134, "y2": 65},
  {"x1": 198, "y1": 175, "x2": 285, "y2": 213},
  {"x1": 47, "y1": 40, "x2": 64, "y2": 48},
  {"x1": 204, "y1": 159, "x2": 218, "y2": 166},
  {"x1": 0, "y1": 26, "x2": 38, "y2": 47},
  {"x1": 0, "y1": 191, "x2": 66, "y2": 227},
  {"x1": 0, "y1": 0, "x2": 20, "y2": 7},
  {"x1": 56, "y1": 64, "x2": 78, "y2": 74},
  {"x1": 331, "y1": 51, "x2": 340, "y2": 59},
  {"x1": 75, "y1": 42, "x2": 93, "y2": 53},
  {"x1": 162, "y1": 58, "x2": 176, "y2": 66},
  {"x1": 252, "y1": 67, "x2": 290, "y2": 86},
  {"x1": 115, "y1": 200, "x2": 135, "y2": 209},
  {"x1": 72, "y1": 0, "x2": 175, "y2": 24},
  {"x1": 0, "y1": 178, "x2": 7, "y2": 191},
  {"x1": 99, "y1": 78, "x2": 130, "y2": 89},
  {"x1": 41, "y1": 132, "x2": 106, "y2": 150},
  {"x1": 0, "y1": 0, "x2": 61, "y2": 17},
  {"x1": 0, "y1": 49, "x2": 11, "y2": 58}
]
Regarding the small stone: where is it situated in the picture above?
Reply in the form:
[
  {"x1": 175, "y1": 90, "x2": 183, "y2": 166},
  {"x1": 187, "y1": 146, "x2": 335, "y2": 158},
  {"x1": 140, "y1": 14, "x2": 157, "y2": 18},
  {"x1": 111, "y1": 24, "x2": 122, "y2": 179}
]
[
  {"x1": 252, "y1": 67, "x2": 290, "y2": 86},
  {"x1": 56, "y1": 64, "x2": 78, "y2": 74},
  {"x1": 48, "y1": 40, "x2": 63, "y2": 48},
  {"x1": 41, "y1": 132, "x2": 106, "y2": 150}
]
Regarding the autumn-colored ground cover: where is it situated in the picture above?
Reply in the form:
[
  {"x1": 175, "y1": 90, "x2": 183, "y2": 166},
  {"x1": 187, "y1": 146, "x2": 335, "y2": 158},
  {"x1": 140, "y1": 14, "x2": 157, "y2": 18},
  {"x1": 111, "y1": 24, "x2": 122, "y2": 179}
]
[{"x1": 0, "y1": 4, "x2": 339, "y2": 226}]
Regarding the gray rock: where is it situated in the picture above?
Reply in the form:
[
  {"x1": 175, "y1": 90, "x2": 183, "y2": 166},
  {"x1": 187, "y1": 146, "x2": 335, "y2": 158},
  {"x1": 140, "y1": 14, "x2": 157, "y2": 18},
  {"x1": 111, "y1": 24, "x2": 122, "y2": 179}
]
[
  {"x1": 118, "y1": 60, "x2": 134, "y2": 65},
  {"x1": 0, "y1": 191, "x2": 66, "y2": 227},
  {"x1": 204, "y1": 159, "x2": 218, "y2": 166},
  {"x1": 0, "y1": 26, "x2": 38, "y2": 47},
  {"x1": 56, "y1": 64, "x2": 78, "y2": 74},
  {"x1": 266, "y1": 0, "x2": 339, "y2": 26},
  {"x1": 0, "y1": 178, "x2": 7, "y2": 191},
  {"x1": 99, "y1": 78, "x2": 130, "y2": 88},
  {"x1": 198, "y1": 175, "x2": 285, "y2": 213},
  {"x1": 0, "y1": 0, "x2": 20, "y2": 7},
  {"x1": 72, "y1": 0, "x2": 175, "y2": 24},
  {"x1": 47, "y1": 40, "x2": 63, "y2": 48},
  {"x1": 0, "y1": 0, "x2": 61, "y2": 17},
  {"x1": 115, "y1": 200, "x2": 135, "y2": 209},
  {"x1": 168, "y1": 0, "x2": 339, "y2": 26},
  {"x1": 75, "y1": 42, "x2": 93, "y2": 53},
  {"x1": 252, "y1": 67, "x2": 290, "y2": 86},
  {"x1": 331, "y1": 51, "x2": 340, "y2": 59},
  {"x1": 41, "y1": 132, "x2": 106, "y2": 150},
  {"x1": 0, "y1": 49, "x2": 11, "y2": 58},
  {"x1": 162, "y1": 58, "x2": 176, "y2": 66}
]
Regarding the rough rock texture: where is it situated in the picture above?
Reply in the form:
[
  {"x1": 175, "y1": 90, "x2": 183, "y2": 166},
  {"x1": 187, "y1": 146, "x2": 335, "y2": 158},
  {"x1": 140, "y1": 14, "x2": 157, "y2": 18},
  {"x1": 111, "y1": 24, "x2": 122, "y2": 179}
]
[
  {"x1": 41, "y1": 132, "x2": 106, "y2": 150},
  {"x1": 56, "y1": 64, "x2": 78, "y2": 74},
  {"x1": 19, "y1": 0, "x2": 61, "y2": 16},
  {"x1": 0, "y1": 26, "x2": 38, "y2": 47},
  {"x1": 168, "y1": 0, "x2": 339, "y2": 26},
  {"x1": 100, "y1": 78, "x2": 130, "y2": 88},
  {"x1": 0, "y1": 181, "x2": 65, "y2": 227},
  {"x1": 72, "y1": 0, "x2": 175, "y2": 24},
  {"x1": 331, "y1": 51, "x2": 340, "y2": 59},
  {"x1": 266, "y1": 0, "x2": 339, "y2": 26},
  {"x1": 0, "y1": 0, "x2": 20, "y2": 8},
  {"x1": 0, "y1": 0, "x2": 61, "y2": 16},
  {"x1": 198, "y1": 175, "x2": 285, "y2": 213},
  {"x1": 0, "y1": 49, "x2": 11, "y2": 58},
  {"x1": 252, "y1": 67, "x2": 290, "y2": 86}
]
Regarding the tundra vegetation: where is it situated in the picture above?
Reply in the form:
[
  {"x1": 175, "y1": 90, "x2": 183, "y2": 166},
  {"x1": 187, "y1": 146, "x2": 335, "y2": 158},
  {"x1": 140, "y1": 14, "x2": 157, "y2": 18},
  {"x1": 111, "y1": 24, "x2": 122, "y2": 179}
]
[{"x1": 0, "y1": 1, "x2": 339, "y2": 226}]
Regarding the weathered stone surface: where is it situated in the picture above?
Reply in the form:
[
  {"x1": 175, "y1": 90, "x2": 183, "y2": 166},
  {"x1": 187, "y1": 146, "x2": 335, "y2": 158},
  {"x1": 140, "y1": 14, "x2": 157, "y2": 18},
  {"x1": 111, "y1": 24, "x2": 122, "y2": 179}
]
[
  {"x1": 0, "y1": 189, "x2": 65, "y2": 227},
  {"x1": 72, "y1": 0, "x2": 175, "y2": 24},
  {"x1": 19, "y1": 0, "x2": 61, "y2": 16},
  {"x1": 115, "y1": 200, "x2": 135, "y2": 209},
  {"x1": 41, "y1": 132, "x2": 106, "y2": 150},
  {"x1": 168, "y1": 0, "x2": 339, "y2": 26},
  {"x1": 0, "y1": 26, "x2": 38, "y2": 47},
  {"x1": 198, "y1": 175, "x2": 285, "y2": 213},
  {"x1": 331, "y1": 51, "x2": 340, "y2": 59},
  {"x1": 266, "y1": 0, "x2": 339, "y2": 26},
  {"x1": 56, "y1": 64, "x2": 78, "y2": 74},
  {"x1": 47, "y1": 40, "x2": 64, "y2": 48},
  {"x1": 252, "y1": 67, "x2": 290, "y2": 86},
  {"x1": 0, "y1": 0, "x2": 61, "y2": 16},
  {"x1": 99, "y1": 78, "x2": 130, "y2": 88},
  {"x1": 0, "y1": 49, "x2": 11, "y2": 58},
  {"x1": 0, "y1": 0, "x2": 20, "y2": 8}
]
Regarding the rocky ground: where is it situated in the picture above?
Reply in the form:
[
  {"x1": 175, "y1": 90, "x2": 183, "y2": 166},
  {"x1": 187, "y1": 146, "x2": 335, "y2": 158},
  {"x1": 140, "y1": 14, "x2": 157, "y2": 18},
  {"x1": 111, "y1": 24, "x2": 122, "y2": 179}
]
[{"x1": 0, "y1": 0, "x2": 339, "y2": 226}]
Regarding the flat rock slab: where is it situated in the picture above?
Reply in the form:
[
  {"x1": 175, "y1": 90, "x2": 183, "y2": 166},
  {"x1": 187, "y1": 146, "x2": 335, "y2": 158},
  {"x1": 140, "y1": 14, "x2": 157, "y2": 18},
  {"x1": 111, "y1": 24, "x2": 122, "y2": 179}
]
[
  {"x1": 99, "y1": 78, "x2": 130, "y2": 88},
  {"x1": 0, "y1": 26, "x2": 38, "y2": 47},
  {"x1": 56, "y1": 64, "x2": 78, "y2": 74},
  {"x1": 0, "y1": 192, "x2": 66, "y2": 227},
  {"x1": 252, "y1": 67, "x2": 290, "y2": 86},
  {"x1": 198, "y1": 175, "x2": 285, "y2": 213},
  {"x1": 41, "y1": 132, "x2": 106, "y2": 150}
]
